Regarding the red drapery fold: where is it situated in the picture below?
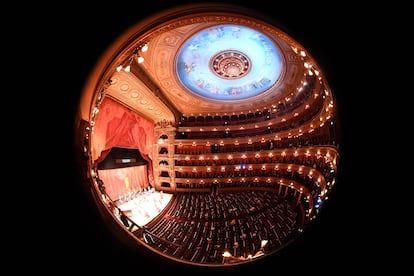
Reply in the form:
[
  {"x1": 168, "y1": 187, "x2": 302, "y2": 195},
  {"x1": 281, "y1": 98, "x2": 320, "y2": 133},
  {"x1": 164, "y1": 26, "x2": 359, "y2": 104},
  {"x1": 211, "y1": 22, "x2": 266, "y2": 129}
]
[
  {"x1": 92, "y1": 97, "x2": 155, "y2": 198},
  {"x1": 92, "y1": 97, "x2": 154, "y2": 159}
]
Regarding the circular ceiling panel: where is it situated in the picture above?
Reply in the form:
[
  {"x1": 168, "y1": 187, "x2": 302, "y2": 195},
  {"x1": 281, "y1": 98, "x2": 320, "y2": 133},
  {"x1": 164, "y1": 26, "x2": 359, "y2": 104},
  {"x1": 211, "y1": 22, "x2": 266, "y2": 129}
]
[{"x1": 176, "y1": 24, "x2": 283, "y2": 100}]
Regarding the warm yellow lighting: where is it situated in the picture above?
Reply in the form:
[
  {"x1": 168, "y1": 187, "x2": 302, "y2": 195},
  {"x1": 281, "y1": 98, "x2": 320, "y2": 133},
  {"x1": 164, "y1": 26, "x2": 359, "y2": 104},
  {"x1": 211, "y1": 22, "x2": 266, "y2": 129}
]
[{"x1": 222, "y1": 251, "x2": 231, "y2": 257}]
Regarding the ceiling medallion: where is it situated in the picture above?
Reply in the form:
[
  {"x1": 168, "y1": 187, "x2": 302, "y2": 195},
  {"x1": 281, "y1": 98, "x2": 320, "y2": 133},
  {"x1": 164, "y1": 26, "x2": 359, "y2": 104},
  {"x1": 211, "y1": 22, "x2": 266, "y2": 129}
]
[{"x1": 211, "y1": 50, "x2": 250, "y2": 79}]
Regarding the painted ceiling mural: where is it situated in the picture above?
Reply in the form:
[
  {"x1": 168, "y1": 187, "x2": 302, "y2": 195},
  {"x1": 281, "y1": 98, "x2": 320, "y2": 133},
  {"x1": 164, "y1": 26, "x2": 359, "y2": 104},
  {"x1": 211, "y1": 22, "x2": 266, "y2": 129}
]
[{"x1": 176, "y1": 24, "x2": 283, "y2": 100}]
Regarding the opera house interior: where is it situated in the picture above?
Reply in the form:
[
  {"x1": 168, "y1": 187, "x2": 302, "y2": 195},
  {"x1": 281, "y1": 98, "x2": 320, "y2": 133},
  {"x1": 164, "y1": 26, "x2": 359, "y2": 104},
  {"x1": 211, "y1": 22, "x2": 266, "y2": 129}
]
[{"x1": 68, "y1": 1, "x2": 360, "y2": 274}]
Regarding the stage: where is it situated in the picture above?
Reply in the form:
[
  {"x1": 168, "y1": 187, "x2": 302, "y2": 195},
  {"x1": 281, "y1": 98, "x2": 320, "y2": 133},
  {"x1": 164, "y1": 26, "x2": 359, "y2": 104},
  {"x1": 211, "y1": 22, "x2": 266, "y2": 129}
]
[{"x1": 116, "y1": 188, "x2": 173, "y2": 226}]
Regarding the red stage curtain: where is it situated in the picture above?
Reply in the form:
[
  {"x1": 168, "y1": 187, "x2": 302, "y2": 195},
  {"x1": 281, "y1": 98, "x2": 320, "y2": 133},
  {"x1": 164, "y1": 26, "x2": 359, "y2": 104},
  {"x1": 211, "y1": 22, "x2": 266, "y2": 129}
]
[
  {"x1": 98, "y1": 166, "x2": 148, "y2": 201},
  {"x1": 92, "y1": 97, "x2": 154, "y2": 160},
  {"x1": 92, "y1": 97, "x2": 155, "y2": 198}
]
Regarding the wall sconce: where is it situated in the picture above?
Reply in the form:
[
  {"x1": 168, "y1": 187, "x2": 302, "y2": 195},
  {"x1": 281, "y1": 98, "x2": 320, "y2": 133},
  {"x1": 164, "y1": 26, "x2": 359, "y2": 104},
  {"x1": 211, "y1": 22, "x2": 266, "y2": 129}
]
[{"x1": 261, "y1": 239, "x2": 268, "y2": 249}]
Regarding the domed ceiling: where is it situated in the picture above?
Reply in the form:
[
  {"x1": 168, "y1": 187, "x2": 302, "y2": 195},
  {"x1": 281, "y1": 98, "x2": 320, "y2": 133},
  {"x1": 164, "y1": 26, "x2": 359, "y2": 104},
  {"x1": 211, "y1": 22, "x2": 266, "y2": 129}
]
[
  {"x1": 176, "y1": 24, "x2": 283, "y2": 101},
  {"x1": 81, "y1": 4, "x2": 311, "y2": 123},
  {"x1": 137, "y1": 17, "x2": 304, "y2": 118}
]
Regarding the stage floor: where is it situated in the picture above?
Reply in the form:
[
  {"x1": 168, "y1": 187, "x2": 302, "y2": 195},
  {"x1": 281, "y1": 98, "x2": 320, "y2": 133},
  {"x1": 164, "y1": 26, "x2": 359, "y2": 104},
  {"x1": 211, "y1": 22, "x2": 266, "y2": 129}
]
[{"x1": 117, "y1": 189, "x2": 173, "y2": 226}]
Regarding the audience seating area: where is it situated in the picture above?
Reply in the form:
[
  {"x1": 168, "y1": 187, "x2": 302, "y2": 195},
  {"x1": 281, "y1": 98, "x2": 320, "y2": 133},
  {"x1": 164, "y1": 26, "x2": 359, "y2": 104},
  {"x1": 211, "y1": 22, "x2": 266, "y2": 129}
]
[{"x1": 132, "y1": 190, "x2": 304, "y2": 265}]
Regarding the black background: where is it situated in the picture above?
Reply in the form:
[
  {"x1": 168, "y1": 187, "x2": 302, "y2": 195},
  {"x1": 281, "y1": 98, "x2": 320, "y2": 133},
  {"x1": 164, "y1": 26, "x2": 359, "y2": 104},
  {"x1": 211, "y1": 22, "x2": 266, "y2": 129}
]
[{"x1": 21, "y1": 0, "x2": 391, "y2": 274}]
